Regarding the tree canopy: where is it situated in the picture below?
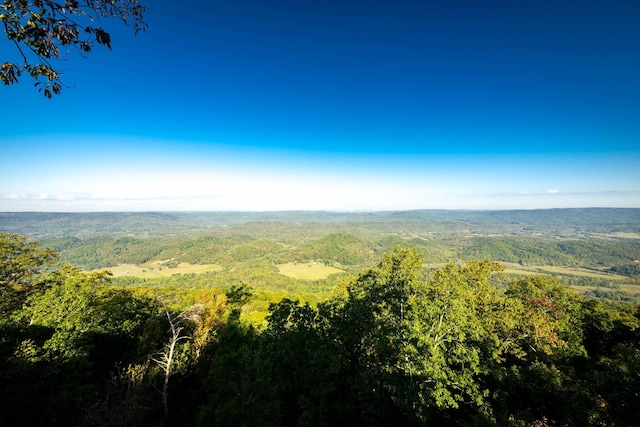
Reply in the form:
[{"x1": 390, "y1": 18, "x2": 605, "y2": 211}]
[
  {"x1": 1, "y1": 0, "x2": 146, "y2": 97},
  {"x1": 0, "y1": 232, "x2": 57, "y2": 314}
]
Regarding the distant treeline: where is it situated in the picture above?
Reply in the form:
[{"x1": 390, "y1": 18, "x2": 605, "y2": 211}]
[
  {"x1": 608, "y1": 263, "x2": 640, "y2": 277},
  {"x1": 2, "y1": 208, "x2": 640, "y2": 239}
]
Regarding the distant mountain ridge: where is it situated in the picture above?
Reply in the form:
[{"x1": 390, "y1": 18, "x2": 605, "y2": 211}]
[{"x1": 1, "y1": 208, "x2": 639, "y2": 239}]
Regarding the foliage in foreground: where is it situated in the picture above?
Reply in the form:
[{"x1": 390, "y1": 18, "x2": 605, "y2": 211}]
[
  {"x1": 1, "y1": 233, "x2": 639, "y2": 426},
  {"x1": 1, "y1": 0, "x2": 147, "y2": 96},
  {"x1": 211, "y1": 249, "x2": 638, "y2": 426}
]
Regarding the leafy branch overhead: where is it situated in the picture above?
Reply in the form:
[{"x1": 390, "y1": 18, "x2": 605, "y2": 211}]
[{"x1": 0, "y1": 0, "x2": 146, "y2": 97}]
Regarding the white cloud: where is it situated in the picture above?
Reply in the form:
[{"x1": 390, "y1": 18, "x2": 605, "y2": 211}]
[
  {"x1": 2, "y1": 178, "x2": 639, "y2": 212},
  {"x1": 500, "y1": 189, "x2": 561, "y2": 196},
  {"x1": 1, "y1": 193, "x2": 77, "y2": 201}
]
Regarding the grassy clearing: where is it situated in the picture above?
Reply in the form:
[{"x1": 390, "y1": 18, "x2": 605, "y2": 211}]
[
  {"x1": 102, "y1": 261, "x2": 223, "y2": 279},
  {"x1": 618, "y1": 283, "x2": 640, "y2": 293},
  {"x1": 500, "y1": 264, "x2": 542, "y2": 276},
  {"x1": 530, "y1": 265, "x2": 627, "y2": 280},
  {"x1": 498, "y1": 263, "x2": 628, "y2": 280},
  {"x1": 277, "y1": 262, "x2": 345, "y2": 280},
  {"x1": 570, "y1": 286, "x2": 610, "y2": 295},
  {"x1": 425, "y1": 262, "x2": 629, "y2": 282},
  {"x1": 606, "y1": 232, "x2": 640, "y2": 239}
]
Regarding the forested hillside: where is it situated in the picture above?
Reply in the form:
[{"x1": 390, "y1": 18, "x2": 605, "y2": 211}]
[
  {"x1": 34, "y1": 213, "x2": 640, "y2": 305},
  {"x1": 1, "y1": 234, "x2": 639, "y2": 426}
]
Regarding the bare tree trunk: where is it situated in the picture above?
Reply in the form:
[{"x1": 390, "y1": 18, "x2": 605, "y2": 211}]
[
  {"x1": 162, "y1": 323, "x2": 179, "y2": 419},
  {"x1": 152, "y1": 305, "x2": 190, "y2": 423}
]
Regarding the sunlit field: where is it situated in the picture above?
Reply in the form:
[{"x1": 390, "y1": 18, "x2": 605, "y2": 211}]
[
  {"x1": 277, "y1": 261, "x2": 345, "y2": 280},
  {"x1": 102, "y1": 261, "x2": 223, "y2": 278}
]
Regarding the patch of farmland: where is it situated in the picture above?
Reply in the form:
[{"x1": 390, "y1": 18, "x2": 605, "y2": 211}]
[
  {"x1": 101, "y1": 261, "x2": 223, "y2": 278},
  {"x1": 277, "y1": 262, "x2": 345, "y2": 280}
]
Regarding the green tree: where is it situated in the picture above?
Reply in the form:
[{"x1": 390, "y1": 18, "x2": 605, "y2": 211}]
[
  {"x1": 2, "y1": 264, "x2": 160, "y2": 425},
  {"x1": 1, "y1": 0, "x2": 147, "y2": 96},
  {"x1": 199, "y1": 320, "x2": 280, "y2": 427},
  {"x1": 579, "y1": 301, "x2": 640, "y2": 426},
  {"x1": 505, "y1": 275, "x2": 586, "y2": 359},
  {"x1": 488, "y1": 275, "x2": 592, "y2": 425},
  {"x1": 329, "y1": 247, "x2": 426, "y2": 423},
  {"x1": 256, "y1": 248, "x2": 509, "y2": 425},
  {"x1": 0, "y1": 232, "x2": 58, "y2": 315},
  {"x1": 263, "y1": 298, "x2": 344, "y2": 426}
]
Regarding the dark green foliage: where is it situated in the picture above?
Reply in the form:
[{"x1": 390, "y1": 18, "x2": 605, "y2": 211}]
[
  {"x1": 0, "y1": 266, "x2": 161, "y2": 425},
  {"x1": 609, "y1": 263, "x2": 640, "y2": 277},
  {"x1": 199, "y1": 321, "x2": 280, "y2": 427},
  {"x1": 226, "y1": 283, "x2": 253, "y2": 308},
  {"x1": 263, "y1": 298, "x2": 348, "y2": 426},
  {"x1": 45, "y1": 235, "x2": 169, "y2": 269},
  {"x1": 457, "y1": 236, "x2": 640, "y2": 267},
  {"x1": 295, "y1": 232, "x2": 375, "y2": 265}
]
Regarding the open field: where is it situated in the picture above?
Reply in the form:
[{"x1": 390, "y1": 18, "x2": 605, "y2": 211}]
[
  {"x1": 277, "y1": 262, "x2": 345, "y2": 280},
  {"x1": 499, "y1": 262, "x2": 630, "y2": 280},
  {"x1": 425, "y1": 262, "x2": 630, "y2": 281},
  {"x1": 618, "y1": 283, "x2": 640, "y2": 293},
  {"x1": 101, "y1": 261, "x2": 223, "y2": 279},
  {"x1": 604, "y1": 232, "x2": 640, "y2": 239}
]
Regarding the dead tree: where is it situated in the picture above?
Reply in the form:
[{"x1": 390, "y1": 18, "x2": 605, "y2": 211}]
[{"x1": 150, "y1": 305, "x2": 193, "y2": 420}]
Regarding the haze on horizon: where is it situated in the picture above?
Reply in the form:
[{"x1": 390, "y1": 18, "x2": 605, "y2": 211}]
[{"x1": 1, "y1": 1, "x2": 639, "y2": 212}]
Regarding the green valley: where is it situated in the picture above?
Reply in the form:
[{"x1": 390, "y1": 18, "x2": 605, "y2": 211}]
[{"x1": 18, "y1": 209, "x2": 637, "y2": 305}]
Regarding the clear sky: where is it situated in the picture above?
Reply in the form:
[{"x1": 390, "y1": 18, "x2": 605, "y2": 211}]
[{"x1": 1, "y1": 0, "x2": 639, "y2": 211}]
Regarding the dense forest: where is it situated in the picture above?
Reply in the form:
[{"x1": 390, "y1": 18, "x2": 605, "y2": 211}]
[{"x1": 1, "y1": 210, "x2": 640, "y2": 425}]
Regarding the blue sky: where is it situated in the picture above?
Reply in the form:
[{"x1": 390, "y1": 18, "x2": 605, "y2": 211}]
[{"x1": 1, "y1": 0, "x2": 639, "y2": 211}]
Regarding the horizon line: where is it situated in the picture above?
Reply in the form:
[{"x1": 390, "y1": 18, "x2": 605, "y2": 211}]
[{"x1": 2, "y1": 207, "x2": 639, "y2": 214}]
